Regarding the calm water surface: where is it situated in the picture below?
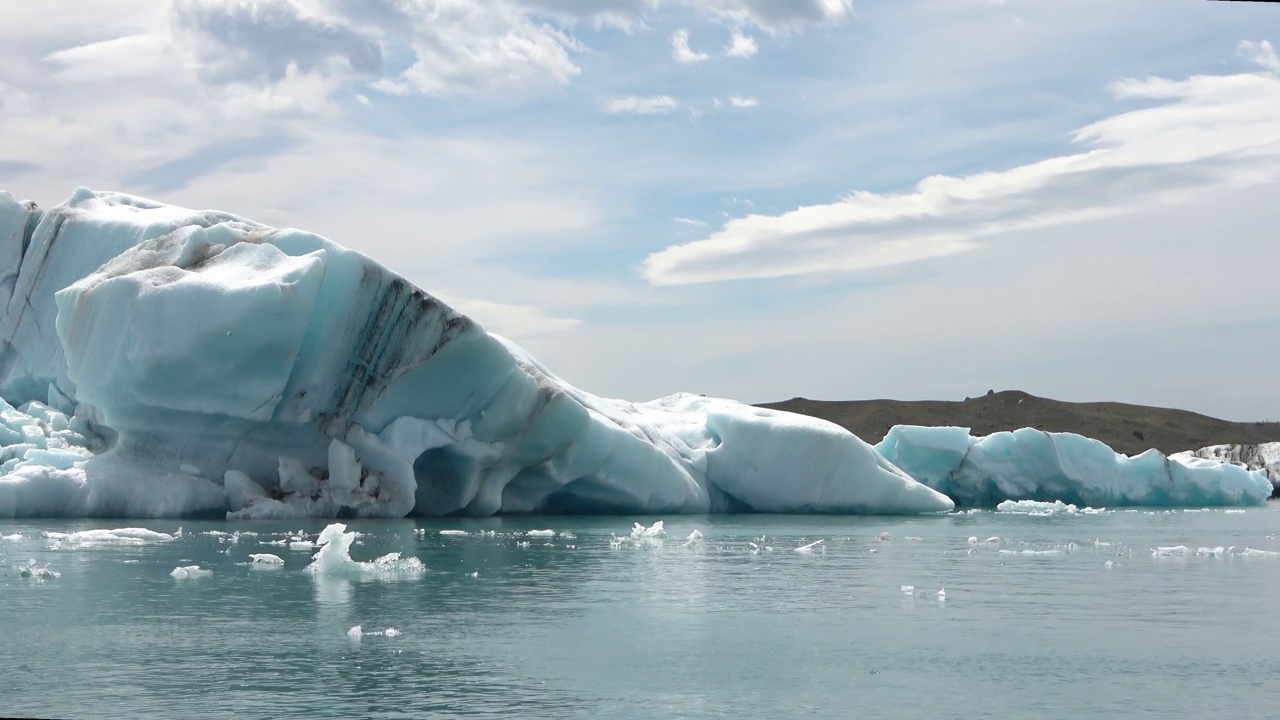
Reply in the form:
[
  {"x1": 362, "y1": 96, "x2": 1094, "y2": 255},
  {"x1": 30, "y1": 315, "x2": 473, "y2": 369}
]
[{"x1": 3, "y1": 506, "x2": 1280, "y2": 719}]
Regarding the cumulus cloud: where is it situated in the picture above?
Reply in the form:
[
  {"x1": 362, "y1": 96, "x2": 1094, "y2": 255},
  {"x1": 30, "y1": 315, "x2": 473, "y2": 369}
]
[
  {"x1": 641, "y1": 66, "x2": 1280, "y2": 285},
  {"x1": 672, "y1": 29, "x2": 710, "y2": 63},
  {"x1": 723, "y1": 31, "x2": 758, "y2": 58},
  {"x1": 728, "y1": 95, "x2": 758, "y2": 107},
  {"x1": 604, "y1": 95, "x2": 679, "y2": 114}
]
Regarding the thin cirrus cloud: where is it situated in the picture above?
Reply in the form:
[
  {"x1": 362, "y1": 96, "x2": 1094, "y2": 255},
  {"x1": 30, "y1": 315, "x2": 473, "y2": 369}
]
[
  {"x1": 604, "y1": 95, "x2": 679, "y2": 114},
  {"x1": 641, "y1": 55, "x2": 1280, "y2": 286}
]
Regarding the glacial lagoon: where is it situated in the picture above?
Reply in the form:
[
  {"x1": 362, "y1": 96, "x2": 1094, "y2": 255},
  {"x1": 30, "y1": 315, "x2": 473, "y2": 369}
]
[{"x1": 4, "y1": 505, "x2": 1279, "y2": 719}]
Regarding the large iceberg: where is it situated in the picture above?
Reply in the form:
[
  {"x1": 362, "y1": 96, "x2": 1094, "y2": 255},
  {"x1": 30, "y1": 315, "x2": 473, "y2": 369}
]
[
  {"x1": 0, "y1": 188, "x2": 954, "y2": 518},
  {"x1": 875, "y1": 425, "x2": 1272, "y2": 507}
]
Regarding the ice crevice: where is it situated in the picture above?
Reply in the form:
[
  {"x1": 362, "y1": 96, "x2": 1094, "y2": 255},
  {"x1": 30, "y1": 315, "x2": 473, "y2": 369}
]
[{"x1": 0, "y1": 187, "x2": 1269, "y2": 517}]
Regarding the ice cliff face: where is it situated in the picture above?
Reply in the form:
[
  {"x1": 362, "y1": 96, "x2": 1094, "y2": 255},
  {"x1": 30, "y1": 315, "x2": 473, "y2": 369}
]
[
  {"x1": 0, "y1": 188, "x2": 954, "y2": 518},
  {"x1": 876, "y1": 425, "x2": 1273, "y2": 507}
]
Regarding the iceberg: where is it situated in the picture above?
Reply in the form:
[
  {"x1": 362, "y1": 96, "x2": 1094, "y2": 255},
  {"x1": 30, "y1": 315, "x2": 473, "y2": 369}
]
[
  {"x1": 1171, "y1": 443, "x2": 1280, "y2": 498},
  {"x1": 0, "y1": 188, "x2": 954, "y2": 518},
  {"x1": 875, "y1": 425, "x2": 1271, "y2": 508}
]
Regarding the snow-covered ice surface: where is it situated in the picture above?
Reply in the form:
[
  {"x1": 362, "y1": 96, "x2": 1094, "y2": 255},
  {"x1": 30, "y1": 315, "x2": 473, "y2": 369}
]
[
  {"x1": 0, "y1": 188, "x2": 952, "y2": 518},
  {"x1": 876, "y1": 425, "x2": 1271, "y2": 508}
]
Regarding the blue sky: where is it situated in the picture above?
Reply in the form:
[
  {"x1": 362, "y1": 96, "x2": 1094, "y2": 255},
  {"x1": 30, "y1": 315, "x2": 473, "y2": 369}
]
[{"x1": 2, "y1": 0, "x2": 1279, "y2": 421}]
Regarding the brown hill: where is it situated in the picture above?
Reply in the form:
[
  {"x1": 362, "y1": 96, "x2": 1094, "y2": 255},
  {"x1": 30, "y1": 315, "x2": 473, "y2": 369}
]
[{"x1": 760, "y1": 390, "x2": 1280, "y2": 456}]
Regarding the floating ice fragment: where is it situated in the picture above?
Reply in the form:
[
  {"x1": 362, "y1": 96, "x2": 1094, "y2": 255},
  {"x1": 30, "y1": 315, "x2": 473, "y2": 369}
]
[
  {"x1": 900, "y1": 585, "x2": 914, "y2": 594},
  {"x1": 526, "y1": 529, "x2": 555, "y2": 537},
  {"x1": 16, "y1": 559, "x2": 60, "y2": 580},
  {"x1": 559, "y1": 532, "x2": 576, "y2": 539},
  {"x1": 170, "y1": 565, "x2": 212, "y2": 578},
  {"x1": 2, "y1": 533, "x2": 25, "y2": 541},
  {"x1": 439, "y1": 530, "x2": 468, "y2": 536},
  {"x1": 1224, "y1": 509, "x2": 1246, "y2": 514},
  {"x1": 967, "y1": 536, "x2": 978, "y2": 544},
  {"x1": 44, "y1": 528, "x2": 175, "y2": 545},
  {"x1": 1240, "y1": 548, "x2": 1280, "y2": 558},
  {"x1": 904, "y1": 536, "x2": 923, "y2": 541},
  {"x1": 877, "y1": 532, "x2": 891, "y2": 542},
  {"x1": 1194, "y1": 547, "x2": 1226, "y2": 558},
  {"x1": 1104, "y1": 560, "x2": 1114, "y2": 568},
  {"x1": 682, "y1": 529, "x2": 703, "y2": 549},
  {"x1": 249, "y1": 553, "x2": 284, "y2": 565},
  {"x1": 1151, "y1": 545, "x2": 1188, "y2": 557},
  {"x1": 468, "y1": 571, "x2": 478, "y2": 578},
  {"x1": 795, "y1": 539, "x2": 825, "y2": 554},
  {"x1": 306, "y1": 523, "x2": 424, "y2": 577},
  {"x1": 936, "y1": 588, "x2": 946, "y2": 600},
  {"x1": 996, "y1": 500, "x2": 1079, "y2": 515},
  {"x1": 179, "y1": 464, "x2": 201, "y2": 475},
  {"x1": 347, "y1": 625, "x2": 363, "y2": 640},
  {"x1": 985, "y1": 537, "x2": 1000, "y2": 544}
]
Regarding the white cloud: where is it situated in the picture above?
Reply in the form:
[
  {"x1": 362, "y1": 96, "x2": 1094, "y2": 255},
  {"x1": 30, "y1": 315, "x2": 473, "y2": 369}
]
[
  {"x1": 1238, "y1": 39, "x2": 1280, "y2": 73},
  {"x1": 723, "y1": 31, "x2": 758, "y2": 58},
  {"x1": 642, "y1": 67, "x2": 1280, "y2": 285},
  {"x1": 520, "y1": 0, "x2": 852, "y2": 33},
  {"x1": 433, "y1": 296, "x2": 581, "y2": 339},
  {"x1": 671, "y1": 29, "x2": 710, "y2": 64},
  {"x1": 604, "y1": 95, "x2": 679, "y2": 114},
  {"x1": 673, "y1": 216, "x2": 709, "y2": 227},
  {"x1": 728, "y1": 95, "x2": 758, "y2": 107}
]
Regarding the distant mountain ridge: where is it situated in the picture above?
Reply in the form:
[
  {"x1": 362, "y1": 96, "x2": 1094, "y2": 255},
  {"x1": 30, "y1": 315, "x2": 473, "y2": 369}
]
[{"x1": 760, "y1": 390, "x2": 1280, "y2": 457}]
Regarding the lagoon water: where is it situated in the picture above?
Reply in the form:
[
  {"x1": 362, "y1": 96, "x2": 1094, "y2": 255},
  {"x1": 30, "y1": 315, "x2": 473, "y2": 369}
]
[{"x1": 3, "y1": 506, "x2": 1280, "y2": 720}]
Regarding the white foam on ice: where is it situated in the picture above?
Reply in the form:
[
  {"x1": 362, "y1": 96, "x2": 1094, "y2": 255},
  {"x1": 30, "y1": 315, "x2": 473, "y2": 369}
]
[{"x1": 306, "y1": 523, "x2": 424, "y2": 578}]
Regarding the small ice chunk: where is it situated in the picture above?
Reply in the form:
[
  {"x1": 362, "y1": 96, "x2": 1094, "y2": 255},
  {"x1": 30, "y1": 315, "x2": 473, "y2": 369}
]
[
  {"x1": 384, "y1": 628, "x2": 401, "y2": 637},
  {"x1": 439, "y1": 530, "x2": 468, "y2": 536},
  {"x1": 1151, "y1": 545, "x2": 1188, "y2": 557},
  {"x1": 170, "y1": 565, "x2": 212, "y2": 579},
  {"x1": 682, "y1": 529, "x2": 704, "y2": 549},
  {"x1": 795, "y1": 538, "x2": 825, "y2": 554},
  {"x1": 900, "y1": 585, "x2": 914, "y2": 594},
  {"x1": 1104, "y1": 560, "x2": 1115, "y2": 568},
  {"x1": 180, "y1": 464, "x2": 202, "y2": 475},
  {"x1": 1240, "y1": 547, "x2": 1280, "y2": 558},
  {"x1": 936, "y1": 588, "x2": 946, "y2": 600},
  {"x1": 526, "y1": 529, "x2": 556, "y2": 537},
  {"x1": 877, "y1": 532, "x2": 892, "y2": 542},
  {"x1": 250, "y1": 553, "x2": 284, "y2": 565},
  {"x1": 347, "y1": 625, "x2": 363, "y2": 640},
  {"x1": 967, "y1": 536, "x2": 978, "y2": 544}
]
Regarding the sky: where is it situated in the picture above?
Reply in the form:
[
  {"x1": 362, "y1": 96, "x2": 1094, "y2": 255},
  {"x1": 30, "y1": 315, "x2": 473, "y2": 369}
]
[{"x1": 1, "y1": 0, "x2": 1278, "y2": 421}]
